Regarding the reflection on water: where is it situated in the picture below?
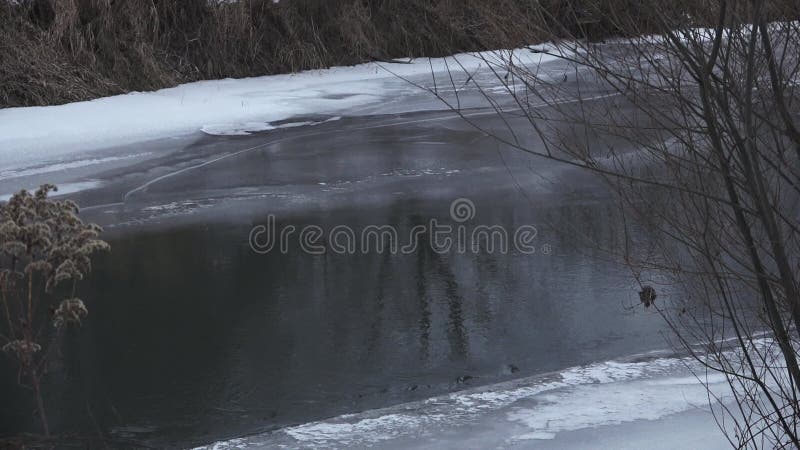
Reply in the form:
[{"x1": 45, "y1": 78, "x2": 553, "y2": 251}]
[{"x1": 1, "y1": 196, "x2": 668, "y2": 447}]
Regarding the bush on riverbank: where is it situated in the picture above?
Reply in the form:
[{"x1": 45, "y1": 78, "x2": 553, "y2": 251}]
[{"x1": 0, "y1": 185, "x2": 109, "y2": 436}]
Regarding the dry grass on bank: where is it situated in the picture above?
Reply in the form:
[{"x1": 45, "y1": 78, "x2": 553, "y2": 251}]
[{"x1": 0, "y1": 0, "x2": 714, "y2": 108}]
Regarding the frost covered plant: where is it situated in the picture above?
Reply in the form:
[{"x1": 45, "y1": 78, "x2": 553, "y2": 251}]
[
  {"x1": 0, "y1": 184, "x2": 109, "y2": 436},
  {"x1": 52, "y1": 298, "x2": 89, "y2": 328},
  {"x1": 2, "y1": 340, "x2": 42, "y2": 358}
]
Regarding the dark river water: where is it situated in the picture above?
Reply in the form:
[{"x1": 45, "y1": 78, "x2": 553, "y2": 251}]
[
  {"x1": 2, "y1": 193, "x2": 668, "y2": 448},
  {"x1": 0, "y1": 85, "x2": 672, "y2": 447}
]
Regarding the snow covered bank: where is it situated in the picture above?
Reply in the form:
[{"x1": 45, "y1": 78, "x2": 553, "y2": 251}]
[
  {"x1": 195, "y1": 341, "x2": 752, "y2": 449},
  {"x1": 0, "y1": 47, "x2": 559, "y2": 175}
]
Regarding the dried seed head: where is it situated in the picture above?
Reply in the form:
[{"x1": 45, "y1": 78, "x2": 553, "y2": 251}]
[
  {"x1": 2, "y1": 340, "x2": 42, "y2": 358},
  {"x1": 25, "y1": 260, "x2": 53, "y2": 275},
  {"x1": 1, "y1": 241, "x2": 27, "y2": 258},
  {"x1": 0, "y1": 186, "x2": 109, "y2": 294},
  {"x1": 53, "y1": 298, "x2": 89, "y2": 328}
]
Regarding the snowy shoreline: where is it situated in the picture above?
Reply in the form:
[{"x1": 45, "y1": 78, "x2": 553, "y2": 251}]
[
  {"x1": 0, "y1": 46, "x2": 559, "y2": 175},
  {"x1": 194, "y1": 343, "x2": 740, "y2": 449}
]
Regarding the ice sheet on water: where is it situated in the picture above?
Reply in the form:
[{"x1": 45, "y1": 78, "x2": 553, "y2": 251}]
[
  {"x1": 0, "y1": 48, "x2": 560, "y2": 172},
  {"x1": 201, "y1": 116, "x2": 342, "y2": 136},
  {"x1": 197, "y1": 340, "x2": 768, "y2": 449},
  {"x1": 0, "y1": 180, "x2": 102, "y2": 202},
  {"x1": 0, "y1": 153, "x2": 151, "y2": 181}
]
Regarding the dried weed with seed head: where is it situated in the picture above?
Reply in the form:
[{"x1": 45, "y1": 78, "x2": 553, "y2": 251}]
[{"x1": 0, "y1": 184, "x2": 109, "y2": 435}]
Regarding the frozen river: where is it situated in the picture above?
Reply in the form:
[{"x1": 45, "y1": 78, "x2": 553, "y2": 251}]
[{"x1": 0, "y1": 47, "x2": 730, "y2": 448}]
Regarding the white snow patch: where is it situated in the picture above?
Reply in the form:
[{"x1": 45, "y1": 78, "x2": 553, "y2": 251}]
[
  {"x1": 505, "y1": 373, "x2": 731, "y2": 442},
  {"x1": 0, "y1": 180, "x2": 102, "y2": 202},
  {"x1": 0, "y1": 48, "x2": 559, "y2": 172},
  {"x1": 198, "y1": 340, "x2": 770, "y2": 449},
  {"x1": 284, "y1": 413, "x2": 437, "y2": 446}
]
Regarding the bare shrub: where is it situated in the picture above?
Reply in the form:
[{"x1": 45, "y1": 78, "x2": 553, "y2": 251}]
[
  {"x1": 0, "y1": 184, "x2": 109, "y2": 435},
  {"x1": 429, "y1": 0, "x2": 800, "y2": 446}
]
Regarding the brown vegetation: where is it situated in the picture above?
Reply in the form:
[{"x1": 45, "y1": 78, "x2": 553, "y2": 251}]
[
  {"x1": 0, "y1": 0, "x2": 538, "y2": 107},
  {"x1": 1, "y1": 185, "x2": 109, "y2": 435},
  {"x1": 0, "y1": 0, "x2": 685, "y2": 108}
]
